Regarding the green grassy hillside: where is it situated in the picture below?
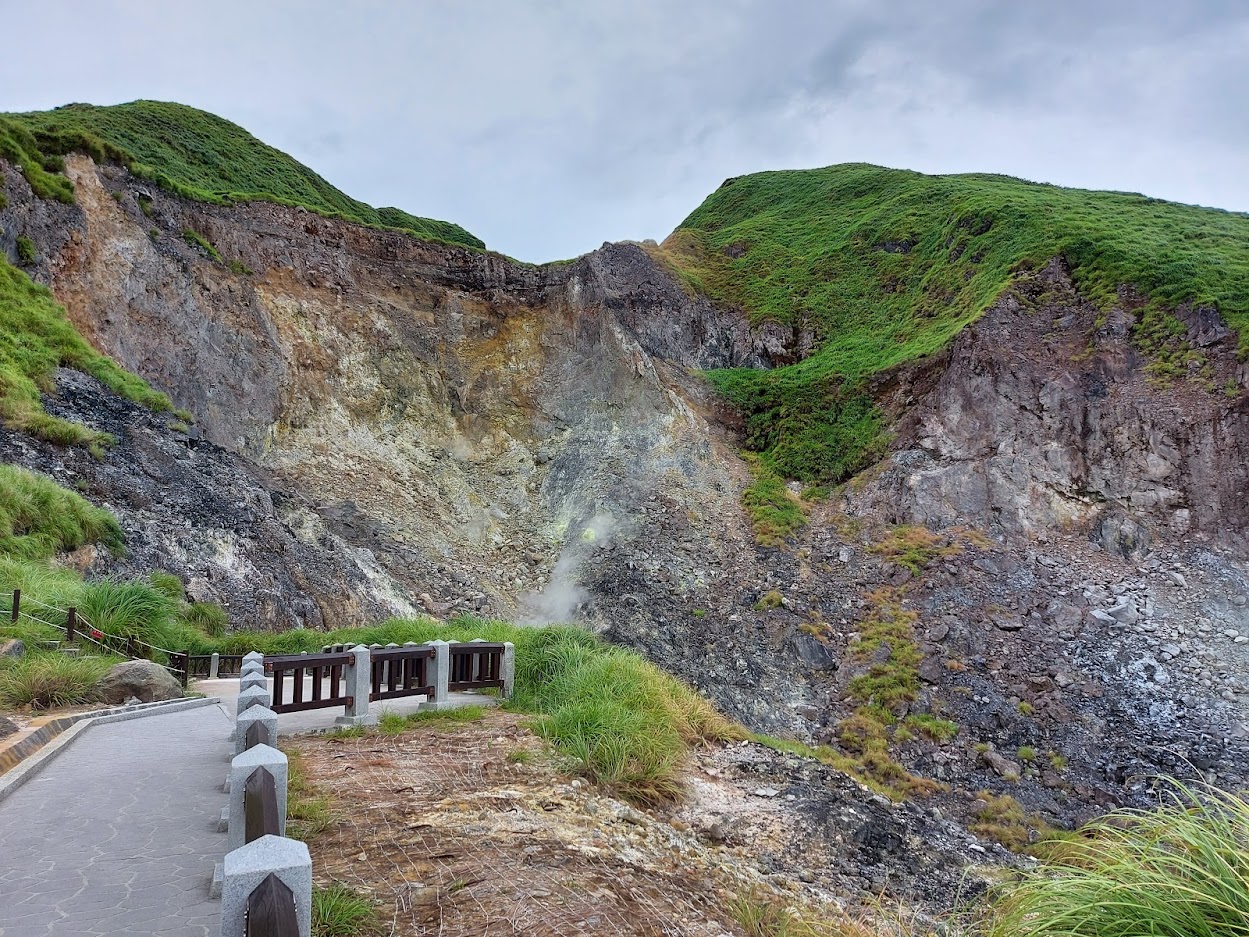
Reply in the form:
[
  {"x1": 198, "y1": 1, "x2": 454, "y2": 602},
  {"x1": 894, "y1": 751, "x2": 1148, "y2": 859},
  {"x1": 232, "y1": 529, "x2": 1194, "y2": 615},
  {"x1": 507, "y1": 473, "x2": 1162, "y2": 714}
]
[
  {"x1": 4, "y1": 101, "x2": 483, "y2": 249},
  {"x1": 0, "y1": 255, "x2": 173, "y2": 448},
  {"x1": 665, "y1": 164, "x2": 1249, "y2": 483}
]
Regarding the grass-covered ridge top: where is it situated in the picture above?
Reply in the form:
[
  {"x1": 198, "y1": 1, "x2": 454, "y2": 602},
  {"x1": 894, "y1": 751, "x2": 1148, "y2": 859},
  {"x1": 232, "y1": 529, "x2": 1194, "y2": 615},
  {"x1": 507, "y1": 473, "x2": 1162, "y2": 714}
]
[
  {"x1": 5, "y1": 101, "x2": 484, "y2": 250},
  {"x1": 666, "y1": 163, "x2": 1249, "y2": 484}
]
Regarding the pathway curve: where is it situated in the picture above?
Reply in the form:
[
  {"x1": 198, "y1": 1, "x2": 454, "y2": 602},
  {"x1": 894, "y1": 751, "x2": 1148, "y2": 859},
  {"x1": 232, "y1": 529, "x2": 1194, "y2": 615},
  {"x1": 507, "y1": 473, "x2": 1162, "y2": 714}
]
[{"x1": 0, "y1": 703, "x2": 231, "y2": 937}]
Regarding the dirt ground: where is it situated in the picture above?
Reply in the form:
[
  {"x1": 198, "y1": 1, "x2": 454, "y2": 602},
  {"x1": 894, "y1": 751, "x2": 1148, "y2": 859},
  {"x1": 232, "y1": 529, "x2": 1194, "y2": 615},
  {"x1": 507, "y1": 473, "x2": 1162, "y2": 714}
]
[{"x1": 290, "y1": 711, "x2": 830, "y2": 937}]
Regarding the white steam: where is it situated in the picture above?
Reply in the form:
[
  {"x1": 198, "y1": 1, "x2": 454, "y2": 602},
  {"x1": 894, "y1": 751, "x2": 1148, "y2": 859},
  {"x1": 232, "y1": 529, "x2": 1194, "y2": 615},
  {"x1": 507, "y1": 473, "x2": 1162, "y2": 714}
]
[{"x1": 517, "y1": 511, "x2": 619, "y2": 624}]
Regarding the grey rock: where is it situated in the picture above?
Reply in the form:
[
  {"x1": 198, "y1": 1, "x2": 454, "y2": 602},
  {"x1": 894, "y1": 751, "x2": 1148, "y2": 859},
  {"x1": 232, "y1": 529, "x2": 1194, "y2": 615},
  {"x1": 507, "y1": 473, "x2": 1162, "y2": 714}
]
[
  {"x1": 0, "y1": 638, "x2": 25, "y2": 658},
  {"x1": 789, "y1": 633, "x2": 838, "y2": 671},
  {"x1": 0, "y1": 715, "x2": 18, "y2": 738},
  {"x1": 981, "y1": 747, "x2": 1021, "y2": 780},
  {"x1": 97, "y1": 660, "x2": 183, "y2": 704},
  {"x1": 991, "y1": 613, "x2": 1024, "y2": 631}
]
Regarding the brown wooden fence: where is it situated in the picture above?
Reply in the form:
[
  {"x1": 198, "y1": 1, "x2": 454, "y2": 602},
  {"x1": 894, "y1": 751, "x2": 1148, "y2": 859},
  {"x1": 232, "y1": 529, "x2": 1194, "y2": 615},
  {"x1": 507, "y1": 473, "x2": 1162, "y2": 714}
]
[
  {"x1": 369, "y1": 645, "x2": 434, "y2": 701},
  {"x1": 449, "y1": 642, "x2": 506, "y2": 691},
  {"x1": 264, "y1": 652, "x2": 353, "y2": 714}
]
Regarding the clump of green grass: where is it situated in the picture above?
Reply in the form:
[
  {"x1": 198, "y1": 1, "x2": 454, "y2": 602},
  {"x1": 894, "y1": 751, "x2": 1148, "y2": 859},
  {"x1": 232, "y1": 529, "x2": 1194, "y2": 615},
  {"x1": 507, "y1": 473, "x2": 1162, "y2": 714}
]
[
  {"x1": 376, "y1": 710, "x2": 407, "y2": 735},
  {"x1": 868, "y1": 525, "x2": 962, "y2": 574},
  {"x1": 742, "y1": 454, "x2": 807, "y2": 545},
  {"x1": 180, "y1": 601, "x2": 227, "y2": 637},
  {"x1": 312, "y1": 883, "x2": 381, "y2": 937},
  {"x1": 988, "y1": 784, "x2": 1249, "y2": 937},
  {"x1": 15, "y1": 236, "x2": 35, "y2": 265},
  {"x1": 0, "y1": 254, "x2": 172, "y2": 447},
  {"x1": 75, "y1": 578, "x2": 178, "y2": 653},
  {"x1": 284, "y1": 748, "x2": 338, "y2": 841},
  {"x1": 904, "y1": 713, "x2": 959, "y2": 742},
  {"x1": 181, "y1": 229, "x2": 222, "y2": 262},
  {"x1": 0, "y1": 465, "x2": 123, "y2": 560},
  {"x1": 227, "y1": 258, "x2": 253, "y2": 276},
  {"x1": 6, "y1": 101, "x2": 483, "y2": 249},
  {"x1": 0, "y1": 653, "x2": 113, "y2": 709},
  {"x1": 405, "y1": 704, "x2": 487, "y2": 725},
  {"x1": 670, "y1": 164, "x2": 1249, "y2": 484}
]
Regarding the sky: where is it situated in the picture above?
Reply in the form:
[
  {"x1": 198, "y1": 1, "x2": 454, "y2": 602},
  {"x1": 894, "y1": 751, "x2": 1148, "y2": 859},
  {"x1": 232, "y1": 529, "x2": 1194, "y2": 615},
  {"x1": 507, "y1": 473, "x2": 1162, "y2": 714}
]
[{"x1": 2, "y1": 0, "x2": 1247, "y2": 262}]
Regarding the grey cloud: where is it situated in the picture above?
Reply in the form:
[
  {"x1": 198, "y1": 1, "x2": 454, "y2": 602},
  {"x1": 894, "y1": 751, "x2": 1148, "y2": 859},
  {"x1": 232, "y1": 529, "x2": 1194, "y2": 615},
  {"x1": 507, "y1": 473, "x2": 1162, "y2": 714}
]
[{"x1": 1, "y1": 0, "x2": 1246, "y2": 260}]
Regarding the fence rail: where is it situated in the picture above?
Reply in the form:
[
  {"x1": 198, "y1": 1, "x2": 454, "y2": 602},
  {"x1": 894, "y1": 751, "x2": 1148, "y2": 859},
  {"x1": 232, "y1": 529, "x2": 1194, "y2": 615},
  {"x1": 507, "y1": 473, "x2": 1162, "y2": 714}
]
[
  {"x1": 449, "y1": 641, "x2": 506, "y2": 691},
  {"x1": 264, "y1": 652, "x2": 353, "y2": 714},
  {"x1": 369, "y1": 644, "x2": 434, "y2": 702}
]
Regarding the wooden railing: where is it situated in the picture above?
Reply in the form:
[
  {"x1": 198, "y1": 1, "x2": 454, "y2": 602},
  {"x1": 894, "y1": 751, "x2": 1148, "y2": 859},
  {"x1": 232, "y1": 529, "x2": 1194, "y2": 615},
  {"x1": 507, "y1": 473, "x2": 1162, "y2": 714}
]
[
  {"x1": 369, "y1": 645, "x2": 434, "y2": 702},
  {"x1": 264, "y1": 652, "x2": 353, "y2": 714},
  {"x1": 449, "y1": 642, "x2": 505, "y2": 691}
]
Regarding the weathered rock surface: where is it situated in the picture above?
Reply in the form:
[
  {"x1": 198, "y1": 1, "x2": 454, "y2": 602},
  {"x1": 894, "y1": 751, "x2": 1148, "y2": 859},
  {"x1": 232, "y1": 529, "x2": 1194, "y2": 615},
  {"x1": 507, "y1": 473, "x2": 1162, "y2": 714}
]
[
  {"x1": 0, "y1": 639, "x2": 25, "y2": 659},
  {"x1": 96, "y1": 660, "x2": 183, "y2": 704}
]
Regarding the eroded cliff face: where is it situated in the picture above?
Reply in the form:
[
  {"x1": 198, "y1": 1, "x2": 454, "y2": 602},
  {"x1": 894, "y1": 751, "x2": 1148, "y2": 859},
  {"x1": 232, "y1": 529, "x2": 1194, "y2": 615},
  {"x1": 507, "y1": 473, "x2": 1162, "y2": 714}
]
[
  {"x1": 5, "y1": 155, "x2": 769, "y2": 638},
  {"x1": 856, "y1": 259, "x2": 1249, "y2": 550},
  {"x1": 6, "y1": 154, "x2": 1249, "y2": 840}
]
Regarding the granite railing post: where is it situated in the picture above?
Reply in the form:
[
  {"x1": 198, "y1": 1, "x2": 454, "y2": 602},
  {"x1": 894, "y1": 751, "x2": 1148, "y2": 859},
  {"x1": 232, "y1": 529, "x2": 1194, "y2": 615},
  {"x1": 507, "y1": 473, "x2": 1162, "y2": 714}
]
[
  {"x1": 209, "y1": 652, "x2": 220, "y2": 679},
  {"x1": 421, "y1": 639, "x2": 451, "y2": 710},
  {"x1": 502, "y1": 642, "x2": 515, "y2": 699},
  {"x1": 235, "y1": 706, "x2": 279, "y2": 757},
  {"x1": 220, "y1": 835, "x2": 311, "y2": 937},
  {"x1": 227, "y1": 744, "x2": 288, "y2": 851},
  {"x1": 238, "y1": 671, "x2": 267, "y2": 693},
  {"x1": 334, "y1": 645, "x2": 376, "y2": 727}
]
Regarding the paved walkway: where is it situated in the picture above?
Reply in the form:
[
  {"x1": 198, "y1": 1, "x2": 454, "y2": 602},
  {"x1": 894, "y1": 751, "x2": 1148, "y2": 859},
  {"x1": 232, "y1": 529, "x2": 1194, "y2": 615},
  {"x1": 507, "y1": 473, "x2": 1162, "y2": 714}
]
[{"x1": 0, "y1": 704, "x2": 231, "y2": 937}]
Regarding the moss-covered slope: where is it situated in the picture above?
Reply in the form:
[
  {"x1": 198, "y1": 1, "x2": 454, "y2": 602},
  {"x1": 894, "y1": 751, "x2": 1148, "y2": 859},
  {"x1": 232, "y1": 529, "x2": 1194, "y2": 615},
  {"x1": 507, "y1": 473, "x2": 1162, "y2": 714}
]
[
  {"x1": 665, "y1": 163, "x2": 1249, "y2": 482},
  {"x1": 5, "y1": 101, "x2": 483, "y2": 249}
]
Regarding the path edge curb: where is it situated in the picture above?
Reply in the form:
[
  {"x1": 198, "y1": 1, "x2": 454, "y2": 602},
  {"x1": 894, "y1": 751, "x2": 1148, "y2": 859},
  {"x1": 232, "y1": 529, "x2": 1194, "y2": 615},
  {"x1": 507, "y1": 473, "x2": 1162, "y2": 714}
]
[{"x1": 0, "y1": 697, "x2": 220, "y2": 804}]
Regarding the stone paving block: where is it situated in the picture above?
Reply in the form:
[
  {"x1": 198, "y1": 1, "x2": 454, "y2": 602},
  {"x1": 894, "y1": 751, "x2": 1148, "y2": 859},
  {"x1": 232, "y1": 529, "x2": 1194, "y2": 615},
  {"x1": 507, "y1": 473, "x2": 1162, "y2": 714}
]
[{"x1": 0, "y1": 705, "x2": 230, "y2": 936}]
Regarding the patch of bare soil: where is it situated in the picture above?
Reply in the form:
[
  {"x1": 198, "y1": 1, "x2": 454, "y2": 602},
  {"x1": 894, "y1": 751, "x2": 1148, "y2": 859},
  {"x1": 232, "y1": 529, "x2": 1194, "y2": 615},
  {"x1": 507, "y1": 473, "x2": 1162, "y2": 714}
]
[{"x1": 291, "y1": 712, "x2": 837, "y2": 937}]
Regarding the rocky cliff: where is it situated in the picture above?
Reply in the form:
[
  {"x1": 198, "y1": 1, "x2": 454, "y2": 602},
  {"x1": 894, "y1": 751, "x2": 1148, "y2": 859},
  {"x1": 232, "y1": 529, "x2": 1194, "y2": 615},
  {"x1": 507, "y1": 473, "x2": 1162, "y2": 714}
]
[{"x1": 4, "y1": 149, "x2": 1249, "y2": 850}]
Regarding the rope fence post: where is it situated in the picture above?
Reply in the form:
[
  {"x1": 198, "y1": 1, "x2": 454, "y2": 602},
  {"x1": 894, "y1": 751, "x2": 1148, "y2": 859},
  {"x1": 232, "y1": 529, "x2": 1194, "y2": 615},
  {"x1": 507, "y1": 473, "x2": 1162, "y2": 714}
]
[
  {"x1": 10, "y1": 589, "x2": 18, "y2": 622},
  {"x1": 66, "y1": 607, "x2": 77, "y2": 643}
]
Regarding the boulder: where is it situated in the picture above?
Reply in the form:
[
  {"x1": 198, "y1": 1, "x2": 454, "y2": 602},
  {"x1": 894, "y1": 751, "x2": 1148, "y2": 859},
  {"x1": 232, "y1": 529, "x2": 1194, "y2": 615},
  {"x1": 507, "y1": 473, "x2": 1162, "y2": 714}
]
[
  {"x1": 97, "y1": 660, "x2": 183, "y2": 704},
  {"x1": 0, "y1": 639, "x2": 25, "y2": 659},
  {"x1": 0, "y1": 715, "x2": 18, "y2": 738}
]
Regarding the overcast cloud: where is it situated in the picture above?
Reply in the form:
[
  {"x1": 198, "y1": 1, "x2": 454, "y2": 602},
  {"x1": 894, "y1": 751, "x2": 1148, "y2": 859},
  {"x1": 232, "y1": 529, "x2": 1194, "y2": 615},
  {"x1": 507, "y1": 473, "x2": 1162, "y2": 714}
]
[{"x1": 3, "y1": 1, "x2": 1246, "y2": 261}]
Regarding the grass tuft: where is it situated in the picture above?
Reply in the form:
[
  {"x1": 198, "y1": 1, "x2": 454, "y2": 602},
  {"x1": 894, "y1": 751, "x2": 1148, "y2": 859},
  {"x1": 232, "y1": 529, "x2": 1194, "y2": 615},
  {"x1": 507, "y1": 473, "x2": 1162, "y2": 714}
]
[
  {"x1": 988, "y1": 783, "x2": 1249, "y2": 937},
  {"x1": 312, "y1": 883, "x2": 381, "y2": 937},
  {"x1": 0, "y1": 653, "x2": 113, "y2": 709},
  {"x1": 0, "y1": 465, "x2": 123, "y2": 560}
]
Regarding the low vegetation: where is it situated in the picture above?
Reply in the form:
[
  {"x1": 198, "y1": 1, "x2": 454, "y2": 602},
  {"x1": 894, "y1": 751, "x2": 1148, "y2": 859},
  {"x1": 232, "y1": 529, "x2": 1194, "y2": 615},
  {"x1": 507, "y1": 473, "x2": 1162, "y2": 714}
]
[
  {"x1": 0, "y1": 465, "x2": 123, "y2": 560},
  {"x1": 181, "y1": 229, "x2": 222, "y2": 262},
  {"x1": 311, "y1": 883, "x2": 381, "y2": 937},
  {"x1": 0, "y1": 254, "x2": 172, "y2": 447},
  {"x1": 742, "y1": 454, "x2": 808, "y2": 544},
  {"x1": 988, "y1": 784, "x2": 1249, "y2": 937},
  {"x1": 667, "y1": 164, "x2": 1249, "y2": 485},
  {"x1": 5, "y1": 102, "x2": 484, "y2": 249},
  {"x1": 184, "y1": 618, "x2": 738, "y2": 805},
  {"x1": 0, "y1": 653, "x2": 114, "y2": 709}
]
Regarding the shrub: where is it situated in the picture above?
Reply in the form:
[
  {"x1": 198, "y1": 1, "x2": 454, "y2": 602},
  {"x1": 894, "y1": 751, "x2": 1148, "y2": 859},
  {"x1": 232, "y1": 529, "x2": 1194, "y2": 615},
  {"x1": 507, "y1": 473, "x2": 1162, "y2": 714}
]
[
  {"x1": 988, "y1": 784, "x2": 1249, "y2": 937},
  {"x1": 15, "y1": 236, "x2": 35, "y2": 265},
  {"x1": 148, "y1": 570, "x2": 185, "y2": 601},
  {"x1": 0, "y1": 653, "x2": 112, "y2": 709},
  {"x1": 180, "y1": 601, "x2": 227, "y2": 637}
]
